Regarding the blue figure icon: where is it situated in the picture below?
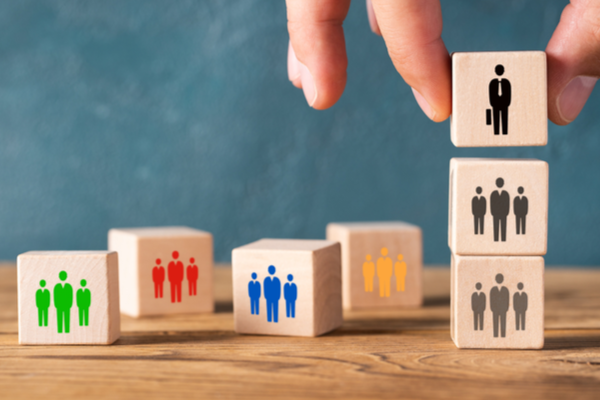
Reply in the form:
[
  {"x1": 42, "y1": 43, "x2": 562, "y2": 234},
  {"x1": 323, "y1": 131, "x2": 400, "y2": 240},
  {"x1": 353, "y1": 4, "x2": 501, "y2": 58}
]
[
  {"x1": 284, "y1": 274, "x2": 297, "y2": 318},
  {"x1": 263, "y1": 265, "x2": 281, "y2": 323},
  {"x1": 248, "y1": 272, "x2": 261, "y2": 315}
]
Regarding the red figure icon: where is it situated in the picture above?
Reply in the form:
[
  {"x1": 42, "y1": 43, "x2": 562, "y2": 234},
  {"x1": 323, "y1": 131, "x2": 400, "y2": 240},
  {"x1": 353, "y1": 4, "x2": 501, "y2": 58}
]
[
  {"x1": 168, "y1": 251, "x2": 184, "y2": 303},
  {"x1": 187, "y1": 257, "x2": 199, "y2": 296},
  {"x1": 152, "y1": 258, "x2": 165, "y2": 299}
]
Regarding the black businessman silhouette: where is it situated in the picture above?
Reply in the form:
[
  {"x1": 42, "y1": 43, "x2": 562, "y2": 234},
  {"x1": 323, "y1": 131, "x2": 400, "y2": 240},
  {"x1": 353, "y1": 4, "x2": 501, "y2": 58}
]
[
  {"x1": 489, "y1": 64, "x2": 511, "y2": 135},
  {"x1": 513, "y1": 187, "x2": 528, "y2": 235},
  {"x1": 490, "y1": 273, "x2": 509, "y2": 338},
  {"x1": 513, "y1": 282, "x2": 528, "y2": 331},
  {"x1": 471, "y1": 282, "x2": 486, "y2": 331},
  {"x1": 490, "y1": 178, "x2": 510, "y2": 242},
  {"x1": 472, "y1": 187, "x2": 487, "y2": 235}
]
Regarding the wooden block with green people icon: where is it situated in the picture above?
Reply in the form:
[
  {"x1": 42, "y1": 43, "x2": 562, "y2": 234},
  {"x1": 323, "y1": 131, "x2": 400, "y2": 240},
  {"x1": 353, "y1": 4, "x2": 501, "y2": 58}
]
[
  {"x1": 232, "y1": 239, "x2": 342, "y2": 337},
  {"x1": 326, "y1": 222, "x2": 423, "y2": 310},
  {"x1": 17, "y1": 251, "x2": 120, "y2": 345},
  {"x1": 108, "y1": 226, "x2": 213, "y2": 317}
]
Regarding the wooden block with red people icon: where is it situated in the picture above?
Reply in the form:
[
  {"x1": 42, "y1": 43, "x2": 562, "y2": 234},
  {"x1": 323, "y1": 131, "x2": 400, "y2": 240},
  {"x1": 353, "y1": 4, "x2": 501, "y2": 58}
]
[{"x1": 108, "y1": 226, "x2": 213, "y2": 317}]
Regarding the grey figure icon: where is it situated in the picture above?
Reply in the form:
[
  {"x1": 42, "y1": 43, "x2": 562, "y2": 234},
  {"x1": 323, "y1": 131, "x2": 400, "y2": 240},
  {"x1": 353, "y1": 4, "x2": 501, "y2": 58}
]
[
  {"x1": 490, "y1": 273, "x2": 509, "y2": 338},
  {"x1": 490, "y1": 178, "x2": 510, "y2": 242},
  {"x1": 514, "y1": 187, "x2": 528, "y2": 235},
  {"x1": 489, "y1": 64, "x2": 511, "y2": 135},
  {"x1": 472, "y1": 187, "x2": 487, "y2": 235},
  {"x1": 513, "y1": 282, "x2": 528, "y2": 331},
  {"x1": 471, "y1": 282, "x2": 486, "y2": 331}
]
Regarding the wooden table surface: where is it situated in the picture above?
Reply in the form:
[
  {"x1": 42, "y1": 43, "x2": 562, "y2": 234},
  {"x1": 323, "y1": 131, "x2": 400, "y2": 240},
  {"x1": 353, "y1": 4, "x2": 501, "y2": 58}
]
[{"x1": 1, "y1": 264, "x2": 599, "y2": 399}]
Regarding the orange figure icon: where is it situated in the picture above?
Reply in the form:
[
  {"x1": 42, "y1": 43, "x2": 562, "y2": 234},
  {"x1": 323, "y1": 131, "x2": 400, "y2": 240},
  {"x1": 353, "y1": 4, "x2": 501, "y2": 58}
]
[
  {"x1": 152, "y1": 258, "x2": 165, "y2": 299},
  {"x1": 395, "y1": 254, "x2": 407, "y2": 292},
  {"x1": 187, "y1": 257, "x2": 199, "y2": 296},
  {"x1": 362, "y1": 254, "x2": 375, "y2": 292},
  {"x1": 168, "y1": 251, "x2": 184, "y2": 303},
  {"x1": 376, "y1": 247, "x2": 393, "y2": 297}
]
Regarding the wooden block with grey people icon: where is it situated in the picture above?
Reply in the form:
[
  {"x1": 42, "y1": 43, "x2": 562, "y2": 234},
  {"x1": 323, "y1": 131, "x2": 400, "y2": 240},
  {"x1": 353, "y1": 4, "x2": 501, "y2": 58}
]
[
  {"x1": 451, "y1": 51, "x2": 547, "y2": 147},
  {"x1": 326, "y1": 222, "x2": 422, "y2": 310},
  {"x1": 108, "y1": 226, "x2": 213, "y2": 317},
  {"x1": 451, "y1": 255, "x2": 544, "y2": 349},
  {"x1": 449, "y1": 158, "x2": 548, "y2": 256},
  {"x1": 17, "y1": 251, "x2": 120, "y2": 345},
  {"x1": 232, "y1": 239, "x2": 342, "y2": 337}
]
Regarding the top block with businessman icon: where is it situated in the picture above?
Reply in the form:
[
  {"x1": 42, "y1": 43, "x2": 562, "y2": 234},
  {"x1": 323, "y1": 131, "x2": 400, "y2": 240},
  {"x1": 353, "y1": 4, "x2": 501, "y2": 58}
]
[{"x1": 450, "y1": 51, "x2": 547, "y2": 147}]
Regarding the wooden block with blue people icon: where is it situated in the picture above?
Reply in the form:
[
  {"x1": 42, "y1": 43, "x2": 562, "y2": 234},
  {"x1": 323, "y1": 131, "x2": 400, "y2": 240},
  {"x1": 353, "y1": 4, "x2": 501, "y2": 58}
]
[
  {"x1": 232, "y1": 239, "x2": 342, "y2": 337},
  {"x1": 451, "y1": 51, "x2": 547, "y2": 147},
  {"x1": 449, "y1": 158, "x2": 548, "y2": 256},
  {"x1": 108, "y1": 226, "x2": 213, "y2": 317},
  {"x1": 451, "y1": 255, "x2": 544, "y2": 349},
  {"x1": 17, "y1": 251, "x2": 120, "y2": 345},
  {"x1": 326, "y1": 222, "x2": 422, "y2": 310}
]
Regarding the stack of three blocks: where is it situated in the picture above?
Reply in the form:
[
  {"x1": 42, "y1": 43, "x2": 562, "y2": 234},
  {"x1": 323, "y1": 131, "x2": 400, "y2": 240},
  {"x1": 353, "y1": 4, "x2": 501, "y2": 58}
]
[{"x1": 449, "y1": 51, "x2": 549, "y2": 349}]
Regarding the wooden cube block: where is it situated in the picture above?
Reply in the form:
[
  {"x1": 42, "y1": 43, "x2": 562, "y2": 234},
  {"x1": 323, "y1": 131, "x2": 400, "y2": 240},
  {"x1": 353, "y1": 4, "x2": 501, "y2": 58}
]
[
  {"x1": 108, "y1": 226, "x2": 213, "y2": 317},
  {"x1": 451, "y1": 51, "x2": 547, "y2": 147},
  {"x1": 326, "y1": 222, "x2": 422, "y2": 310},
  {"x1": 451, "y1": 255, "x2": 544, "y2": 349},
  {"x1": 17, "y1": 251, "x2": 120, "y2": 345},
  {"x1": 232, "y1": 239, "x2": 342, "y2": 337},
  {"x1": 449, "y1": 158, "x2": 548, "y2": 256}
]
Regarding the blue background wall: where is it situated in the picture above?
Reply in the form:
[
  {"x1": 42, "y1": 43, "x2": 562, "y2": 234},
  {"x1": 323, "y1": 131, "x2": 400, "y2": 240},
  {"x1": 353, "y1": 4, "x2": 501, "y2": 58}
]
[{"x1": 0, "y1": 0, "x2": 596, "y2": 265}]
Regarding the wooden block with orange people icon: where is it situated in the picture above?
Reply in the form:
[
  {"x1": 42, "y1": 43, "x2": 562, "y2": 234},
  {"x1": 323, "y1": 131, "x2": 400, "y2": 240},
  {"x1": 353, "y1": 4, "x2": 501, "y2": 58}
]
[
  {"x1": 108, "y1": 226, "x2": 213, "y2": 317},
  {"x1": 327, "y1": 221, "x2": 422, "y2": 310}
]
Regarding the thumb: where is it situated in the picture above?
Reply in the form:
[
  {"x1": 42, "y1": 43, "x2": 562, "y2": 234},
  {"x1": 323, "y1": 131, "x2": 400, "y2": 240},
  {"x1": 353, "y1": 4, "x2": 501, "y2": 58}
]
[{"x1": 546, "y1": 0, "x2": 600, "y2": 125}]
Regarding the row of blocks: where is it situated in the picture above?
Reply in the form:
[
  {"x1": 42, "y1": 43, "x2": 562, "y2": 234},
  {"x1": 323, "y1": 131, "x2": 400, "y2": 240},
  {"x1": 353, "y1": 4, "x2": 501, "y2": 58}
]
[
  {"x1": 17, "y1": 223, "x2": 423, "y2": 344},
  {"x1": 449, "y1": 51, "x2": 549, "y2": 349}
]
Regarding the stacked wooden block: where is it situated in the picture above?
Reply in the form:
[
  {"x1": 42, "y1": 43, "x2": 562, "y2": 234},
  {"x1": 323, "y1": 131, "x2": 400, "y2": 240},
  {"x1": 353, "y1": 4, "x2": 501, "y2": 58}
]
[{"x1": 449, "y1": 52, "x2": 548, "y2": 349}]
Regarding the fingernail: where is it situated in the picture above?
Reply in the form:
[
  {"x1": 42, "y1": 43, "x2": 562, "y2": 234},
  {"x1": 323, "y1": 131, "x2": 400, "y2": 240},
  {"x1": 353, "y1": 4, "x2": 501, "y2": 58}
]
[
  {"x1": 366, "y1": 0, "x2": 381, "y2": 35},
  {"x1": 299, "y1": 61, "x2": 317, "y2": 107},
  {"x1": 412, "y1": 88, "x2": 436, "y2": 121},
  {"x1": 287, "y1": 40, "x2": 300, "y2": 82},
  {"x1": 558, "y1": 76, "x2": 597, "y2": 123}
]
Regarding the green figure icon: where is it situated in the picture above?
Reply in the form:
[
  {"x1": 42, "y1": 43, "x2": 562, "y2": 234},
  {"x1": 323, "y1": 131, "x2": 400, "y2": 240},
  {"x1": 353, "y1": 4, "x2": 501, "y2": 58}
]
[
  {"x1": 76, "y1": 279, "x2": 91, "y2": 326},
  {"x1": 53, "y1": 271, "x2": 73, "y2": 333},
  {"x1": 36, "y1": 280, "x2": 51, "y2": 327}
]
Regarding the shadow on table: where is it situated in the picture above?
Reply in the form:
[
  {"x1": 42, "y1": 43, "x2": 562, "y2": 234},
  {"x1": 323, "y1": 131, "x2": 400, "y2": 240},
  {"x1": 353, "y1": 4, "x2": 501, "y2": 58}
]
[
  {"x1": 543, "y1": 333, "x2": 600, "y2": 351},
  {"x1": 423, "y1": 295, "x2": 450, "y2": 307},
  {"x1": 335, "y1": 317, "x2": 449, "y2": 336},
  {"x1": 115, "y1": 330, "x2": 238, "y2": 346},
  {"x1": 215, "y1": 301, "x2": 233, "y2": 313}
]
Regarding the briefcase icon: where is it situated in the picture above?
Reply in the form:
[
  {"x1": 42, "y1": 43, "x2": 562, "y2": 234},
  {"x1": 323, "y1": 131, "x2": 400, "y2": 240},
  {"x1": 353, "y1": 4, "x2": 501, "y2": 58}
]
[{"x1": 486, "y1": 109, "x2": 492, "y2": 125}]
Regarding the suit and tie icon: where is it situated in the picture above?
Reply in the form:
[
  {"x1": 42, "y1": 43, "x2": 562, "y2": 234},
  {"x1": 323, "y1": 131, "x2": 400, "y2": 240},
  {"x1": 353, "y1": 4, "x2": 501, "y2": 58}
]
[{"x1": 487, "y1": 64, "x2": 511, "y2": 136}]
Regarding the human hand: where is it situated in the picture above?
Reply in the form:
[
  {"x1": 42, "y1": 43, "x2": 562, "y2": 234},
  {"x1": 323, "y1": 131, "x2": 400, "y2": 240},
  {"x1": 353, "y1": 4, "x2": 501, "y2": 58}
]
[
  {"x1": 286, "y1": 0, "x2": 451, "y2": 121},
  {"x1": 286, "y1": 0, "x2": 600, "y2": 126},
  {"x1": 546, "y1": 0, "x2": 599, "y2": 125}
]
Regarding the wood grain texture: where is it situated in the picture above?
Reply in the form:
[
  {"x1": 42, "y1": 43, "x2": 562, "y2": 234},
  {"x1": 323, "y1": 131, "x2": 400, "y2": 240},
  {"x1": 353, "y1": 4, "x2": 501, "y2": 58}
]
[
  {"x1": 108, "y1": 227, "x2": 213, "y2": 317},
  {"x1": 451, "y1": 51, "x2": 547, "y2": 147},
  {"x1": 1, "y1": 265, "x2": 600, "y2": 399},
  {"x1": 232, "y1": 239, "x2": 342, "y2": 337},
  {"x1": 17, "y1": 252, "x2": 120, "y2": 345},
  {"x1": 449, "y1": 158, "x2": 548, "y2": 256},
  {"x1": 327, "y1": 222, "x2": 423, "y2": 310}
]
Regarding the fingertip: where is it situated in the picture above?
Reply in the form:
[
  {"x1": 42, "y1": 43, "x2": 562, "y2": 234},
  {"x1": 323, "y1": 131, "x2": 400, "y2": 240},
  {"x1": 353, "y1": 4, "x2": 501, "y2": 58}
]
[
  {"x1": 554, "y1": 76, "x2": 597, "y2": 125},
  {"x1": 366, "y1": 0, "x2": 382, "y2": 36},
  {"x1": 287, "y1": 41, "x2": 302, "y2": 88}
]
